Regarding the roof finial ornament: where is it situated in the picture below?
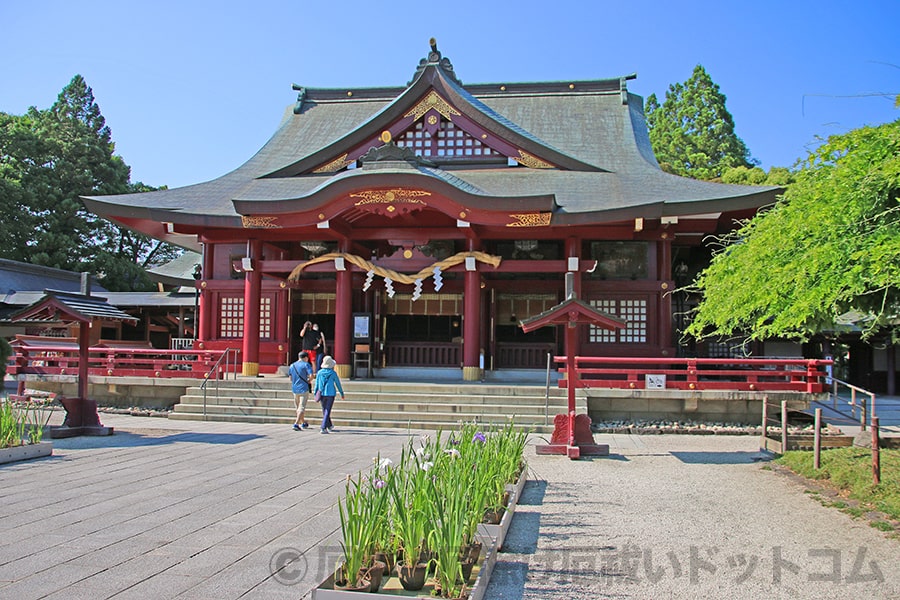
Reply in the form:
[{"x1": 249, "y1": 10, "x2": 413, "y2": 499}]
[{"x1": 409, "y1": 37, "x2": 461, "y2": 86}]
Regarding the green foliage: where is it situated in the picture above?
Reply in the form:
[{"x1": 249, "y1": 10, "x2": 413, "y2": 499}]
[
  {"x1": 0, "y1": 76, "x2": 182, "y2": 290},
  {"x1": 687, "y1": 119, "x2": 900, "y2": 343},
  {"x1": 645, "y1": 65, "x2": 755, "y2": 180},
  {"x1": 776, "y1": 447, "x2": 900, "y2": 522},
  {"x1": 0, "y1": 399, "x2": 45, "y2": 448}
]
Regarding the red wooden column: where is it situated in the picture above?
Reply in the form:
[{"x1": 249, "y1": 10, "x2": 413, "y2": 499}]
[
  {"x1": 658, "y1": 233, "x2": 674, "y2": 356},
  {"x1": 199, "y1": 243, "x2": 214, "y2": 341},
  {"x1": 565, "y1": 237, "x2": 582, "y2": 299},
  {"x1": 463, "y1": 242, "x2": 481, "y2": 381},
  {"x1": 334, "y1": 241, "x2": 352, "y2": 379},
  {"x1": 565, "y1": 236, "x2": 582, "y2": 359},
  {"x1": 241, "y1": 239, "x2": 262, "y2": 376}
]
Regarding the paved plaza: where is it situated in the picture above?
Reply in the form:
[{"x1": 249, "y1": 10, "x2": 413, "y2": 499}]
[{"x1": 1, "y1": 410, "x2": 898, "y2": 599}]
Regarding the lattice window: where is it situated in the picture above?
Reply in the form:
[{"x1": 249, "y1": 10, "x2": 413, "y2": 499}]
[
  {"x1": 588, "y1": 299, "x2": 647, "y2": 344},
  {"x1": 218, "y1": 296, "x2": 273, "y2": 339},
  {"x1": 219, "y1": 296, "x2": 244, "y2": 339},
  {"x1": 259, "y1": 297, "x2": 272, "y2": 339},
  {"x1": 707, "y1": 339, "x2": 748, "y2": 358},
  {"x1": 395, "y1": 120, "x2": 502, "y2": 159}
]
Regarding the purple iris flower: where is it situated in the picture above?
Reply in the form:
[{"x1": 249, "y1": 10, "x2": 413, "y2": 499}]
[{"x1": 473, "y1": 432, "x2": 486, "y2": 443}]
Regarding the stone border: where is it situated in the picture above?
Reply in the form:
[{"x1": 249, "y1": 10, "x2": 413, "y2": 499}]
[{"x1": 0, "y1": 441, "x2": 52, "y2": 465}]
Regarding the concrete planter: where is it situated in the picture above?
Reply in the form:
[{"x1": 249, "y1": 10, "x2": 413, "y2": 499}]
[
  {"x1": 313, "y1": 471, "x2": 527, "y2": 600},
  {"x1": 0, "y1": 441, "x2": 52, "y2": 465},
  {"x1": 477, "y1": 469, "x2": 528, "y2": 549}
]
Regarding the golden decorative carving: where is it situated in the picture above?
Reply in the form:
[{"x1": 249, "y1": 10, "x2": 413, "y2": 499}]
[
  {"x1": 241, "y1": 215, "x2": 280, "y2": 229},
  {"x1": 427, "y1": 114, "x2": 438, "y2": 125},
  {"x1": 515, "y1": 150, "x2": 554, "y2": 169},
  {"x1": 380, "y1": 130, "x2": 392, "y2": 143},
  {"x1": 404, "y1": 90, "x2": 460, "y2": 122},
  {"x1": 312, "y1": 153, "x2": 353, "y2": 173},
  {"x1": 318, "y1": 213, "x2": 326, "y2": 220},
  {"x1": 506, "y1": 213, "x2": 552, "y2": 227},
  {"x1": 351, "y1": 188, "x2": 431, "y2": 206},
  {"x1": 459, "y1": 211, "x2": 466, "y2": 219}
]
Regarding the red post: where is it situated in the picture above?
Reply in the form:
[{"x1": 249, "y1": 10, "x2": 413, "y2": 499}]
[
  {"x1": 462, "y1": 263, "x2": 481, "y2": 381},
  {"x1": 241, "y1": 239, "x2": 262, "y2": 377},
  {"x1": 335, "y1": 243, "x2": 352, "y2": 371},
  {"x1": 806, "y1": 359, "x2": 817, "y2": 393},
  {"x1": 565, "y1": 321, "x2": 578, "y2": 448}
]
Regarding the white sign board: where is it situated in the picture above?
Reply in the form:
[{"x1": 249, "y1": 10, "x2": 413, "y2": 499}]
[{"x1": 646, "y1": 374, "x2": 666, "y2": 389}]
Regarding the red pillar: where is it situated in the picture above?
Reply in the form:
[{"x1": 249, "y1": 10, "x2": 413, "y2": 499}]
[
  {"x1": 565, "y1": 237, "x2": 582, "y2": 299},
  {"x1": 463, "y1": 263, "x2": 481, "y2": 381},
  {"x1": 658, "y1": 234, "x2": 674, "y2": 356},
  {"x1": 199, "y1": 243, "x2": 214, "y2": 341},
  {"x1": 241, "y1": 239, "x2": 262, "y2": 376},
  {"x1": 334, "y1": 243, "x2": 352, "y2": 378}
]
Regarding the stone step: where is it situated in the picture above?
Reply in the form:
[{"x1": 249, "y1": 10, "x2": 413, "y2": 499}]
[
  {"x1": 172, "y1": 378, "x2": 580, "y2": 435},
  {"x1": 174, "y1": 394, "x2": 574, "y2": 411},
  {"x1": 183, "y1": 381, "x2": 568, "y2": 398},
  {"x1": 171, "y1": 401, "x2": 573, "y2": 421},
  {"x1": 167, "y1": 411, "x2": 557, "y2": 433}
]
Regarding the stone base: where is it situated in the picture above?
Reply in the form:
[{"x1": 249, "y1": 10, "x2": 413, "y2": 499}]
[
  {"x1": 463, "y1": 366, "x2": 482, "y2": 381},
  {"x1": 0, "y1": 441, "x2": 53, "y2": 465},
  {"x1": 47, "y1": 425, "x2": 114, "y2": 438}
]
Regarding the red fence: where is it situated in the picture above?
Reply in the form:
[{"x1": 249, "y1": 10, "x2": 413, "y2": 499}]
[
  {"x1": 7, "y1": 343, "x2": 238, "y2": 380},
  {"x1": 558, "y1": 356, "x2": 833, "y2": 393}
]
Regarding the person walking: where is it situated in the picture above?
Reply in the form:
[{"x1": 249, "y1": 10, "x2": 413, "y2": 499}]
[
  {"x1": 300, "y1": 320, "x2": 326, "y2": 373},
  {"x1": 313, "y1": 355, "x2": 344, "y2": 434},
  {"x1": 288, "y1": 351, "x2": 313, "y2": 430}
]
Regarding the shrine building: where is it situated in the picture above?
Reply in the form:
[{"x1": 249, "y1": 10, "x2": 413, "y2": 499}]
[{"x1": 82, "y1": 41, "x2": 780, "y2": 380}]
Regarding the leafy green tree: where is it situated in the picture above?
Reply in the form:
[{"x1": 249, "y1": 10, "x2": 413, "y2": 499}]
[
  {"x1": 0, "y1": 75, "x2": 182, "y2": 290},
  {"x1": 645, "y1": 65, "x2": 755, "y2": 180},
  {"x1": 686, "y1": 119, "x2": 900, "y2": 343},
  {"x1": 27, "y1": 75, "x2": 131, "y2": 270},
  {"x1": 0, "y1": 112, "x2": 43, "y2": 261}
]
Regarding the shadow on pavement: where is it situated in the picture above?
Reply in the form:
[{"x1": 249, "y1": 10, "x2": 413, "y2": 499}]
[
  {"x1": 50, "y1": 431, "x2": 265, "y2": 449},
  {"x1": 669, "y1": 450, "x2": 764, "y2": 464}
]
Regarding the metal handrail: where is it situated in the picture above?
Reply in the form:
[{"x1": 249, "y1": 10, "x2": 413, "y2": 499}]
[
  {"x1": 200, "y1": 348, "x2": 239, "y2": 420},
  {"x1": 828, "y1": 376, "x2": 876, "y2": 430}
]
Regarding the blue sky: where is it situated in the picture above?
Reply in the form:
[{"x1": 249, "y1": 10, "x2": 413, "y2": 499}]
[{"x1": 2, "y1": 0, "x2": 897, "y2": 189}]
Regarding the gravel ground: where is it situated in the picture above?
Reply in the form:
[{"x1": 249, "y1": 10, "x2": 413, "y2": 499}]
[{"x1": 486, "y1": 435, "x2": 900, "y2": 600}]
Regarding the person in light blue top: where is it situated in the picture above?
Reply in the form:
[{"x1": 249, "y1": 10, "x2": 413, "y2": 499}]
[{"x1": 313, "y1": 355, "x2": 345, "y2": 434}]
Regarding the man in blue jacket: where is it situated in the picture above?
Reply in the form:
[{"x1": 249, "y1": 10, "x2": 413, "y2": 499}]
[{"x1": 289, "y1": 351, "x2": 313, "y2": 430}]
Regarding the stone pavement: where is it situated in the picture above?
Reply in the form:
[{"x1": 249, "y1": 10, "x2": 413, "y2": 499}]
[{"x1": 1, "y1": 413, "x2": 898, "y2": 600}]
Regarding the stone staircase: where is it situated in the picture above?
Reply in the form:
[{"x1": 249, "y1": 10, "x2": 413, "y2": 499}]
[{"x1": 168, "y1": 377, "x2": 583, "y2": 434}]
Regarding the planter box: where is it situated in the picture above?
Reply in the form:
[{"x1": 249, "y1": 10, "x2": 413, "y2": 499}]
[
  {"x1": 477, "y1": 469, "x2": 528, "y2": 549},
  {"x1": 312, "y1": 544, "x2": 497, "y2": 600},
  {"x1": 0, "y1": 441, "x2": 52, "y2": 465},
  {"x1": 313, "y1": 471, "x2": 527, "y2": 600}
]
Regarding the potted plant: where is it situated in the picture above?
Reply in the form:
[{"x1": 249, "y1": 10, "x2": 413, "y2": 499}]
[
  {"x1": 335, "y1": 468, "x2": 390, "y2": 591},
  {"x1": 388, "y1": 444, "x2": 431, "y2": 590}
]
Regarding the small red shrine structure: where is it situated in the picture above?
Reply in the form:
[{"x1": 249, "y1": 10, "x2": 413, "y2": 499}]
[
  {"x1": 81, "y1": 40, "x2": 780, "y2": 380},
  {"x1": 521, "y1": 274, "x2": 625, "y2": 458},
  {"x1": 10, "y1": 280, "x2": 138, "y2": 437}
]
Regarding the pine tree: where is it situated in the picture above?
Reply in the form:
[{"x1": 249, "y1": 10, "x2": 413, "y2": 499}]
[{"x1": 645, "y1": 65, "x2": 754, "y2": 180}]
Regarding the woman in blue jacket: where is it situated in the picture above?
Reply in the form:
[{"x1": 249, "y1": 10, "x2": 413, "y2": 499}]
[{"x1": 313, "y1": 355, "x2": 345, "y2": 434}]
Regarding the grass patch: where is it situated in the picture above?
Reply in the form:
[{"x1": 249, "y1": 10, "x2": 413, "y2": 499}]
[{"x1": 776, "y1": 447, "x2": 900, "y2": 522}]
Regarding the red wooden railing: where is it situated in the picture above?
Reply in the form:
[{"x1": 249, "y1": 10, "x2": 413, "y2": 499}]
[
  {"x1": 558, "y1": 356, "x2": 833, "y2": 393},
  {"x1": 7, "y1": 343, "x2": 239, "y2": 380}
]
